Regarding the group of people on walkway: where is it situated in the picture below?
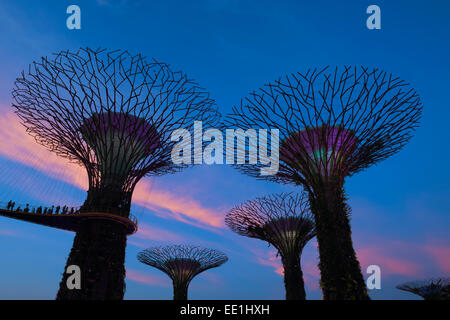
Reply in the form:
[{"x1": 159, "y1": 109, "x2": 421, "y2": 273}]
[{"x1": 5, "y1": 201, "x2": 76, "y2": 215}]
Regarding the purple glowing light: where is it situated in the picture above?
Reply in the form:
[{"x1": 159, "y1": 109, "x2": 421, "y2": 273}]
[
  {"x1": 264, "y1": 217, "x2": 301, "y2": 233},
  {"x1": 280, "y1": 125, "x2": 357, "y2": 175},
  {"x1": 80, "y1": 112, "x2": 160, "y2": 154}
]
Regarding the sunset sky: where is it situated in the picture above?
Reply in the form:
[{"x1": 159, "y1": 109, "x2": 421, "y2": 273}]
[{"x1": 0, "y1": 0, "x2": 449, "y2": 300}]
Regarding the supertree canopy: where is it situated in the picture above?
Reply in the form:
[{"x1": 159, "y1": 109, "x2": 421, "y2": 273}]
[
  {"x1": 11, "y1": 47, "x2": 219, "y2": 300},
  {"x1": 224, "y1": 66, "x2": 422, "y2": 299},
  {"x1": 281, "y1": 125, "x2": 358, "y2": 179},
  {"x1": 137, "y1": 245, "x2": 228, "y2": 300},
  {"x1": 79, "y1": 112, "x2": 160, "y2": 201},
  {"x1": 225, "y1": 193, "x2": 315, "y2": 300},
  {"x1": 397, "y1": 278, "x2": 450, "y2": 300}
]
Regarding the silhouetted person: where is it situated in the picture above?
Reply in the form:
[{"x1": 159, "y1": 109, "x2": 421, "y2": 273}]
[
  {"x1": 11, "y1": 202, "x2": 15, "y2": 211},
  {"x1": 16, "y1": 206, "x2": 21, "y2": 212},
  {"x1": 55, "y1": 206, "x2": 60, "y2": 214},
  {"x1": 7, "y1": 201, "x2": 12, "y2": 210},
  {"x1": 24, "y1": 204, "x2": 30, "y2": 213},
  {"x1": 70, "y1": 208, "x2": 74, "y2": 214}
]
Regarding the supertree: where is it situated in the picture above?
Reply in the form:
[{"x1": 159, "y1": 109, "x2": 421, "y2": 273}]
[
  {"x1": 397, "y1": 278, "x2": 450, "y2": 300},
  {"x1": 137, "y1": 245, "x2": 228, "y2": 300},
  {"x1": 11, "y1": 47, "x2": 219, "y2": 299},
  {"x1": 224, "y1": 66, "x2": 422, "y2": 299},
  {"x1": 225, "y1": 192, "x2": 315, "y2": 300}
]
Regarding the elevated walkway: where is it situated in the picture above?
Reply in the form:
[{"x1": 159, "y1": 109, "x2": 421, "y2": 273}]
[{"x1": 0, "y1": 203, "x2": 138, "y2": 235}]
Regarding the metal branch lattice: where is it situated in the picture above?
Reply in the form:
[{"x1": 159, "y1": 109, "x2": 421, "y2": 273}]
[
  {"x1": 397, "y1": 278, "x2": 450, "y2": 300},
  {"x1": 137, "y1": 245, "x2": 228, "y2": 284},
  {"x1": 225, "y1": 192, "x2": 315, "y2": 255},
  {"x1": 224, "y1": 66, "x2": 422, "y2": 188},
  {"x1": 12, "y1": 47, "x2": 220, "y2": 212}
]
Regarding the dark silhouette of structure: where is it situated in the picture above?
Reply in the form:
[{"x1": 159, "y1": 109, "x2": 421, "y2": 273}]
[
  {"x1": 224, "y1": 66, "x2": 422, "y2": 299},
  {"x1": 0, "y1": 202, "x2": 137, "y2": 234},
  {"x1": 11, "y1": 47, "x2": 219, "y2": 300},
  {"x1": 137, "y1": 245, "x2": 228, "y2": 300},
  {"x1": 397, "y1": 278, "x2": 450, "y2": 300},
  {"x1": 225, "y1": 193, "x2": 315, "y2": 300}
]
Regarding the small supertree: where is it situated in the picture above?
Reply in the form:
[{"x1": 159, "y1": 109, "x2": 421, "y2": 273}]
[
  {"x1": 12, "y1": 47, "x2": 219, "y2": 299},
  {"x1": 224, "y1": 66, "x2": 422, "y2": 299},
  {"x1": 397, "y1": 278, "x2": 450, "y2": 300},
  {"x1": 225, "y1": 193, "x2": 315, "y2": 300},
  {"x1": 137, "y1": 245, "x2": 228, "y2": 300}
]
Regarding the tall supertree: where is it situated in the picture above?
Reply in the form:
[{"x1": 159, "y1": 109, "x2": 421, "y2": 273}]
[
  {"x1": 11, "y1": 47, "x2": 219, "y2": 299},
  {"x1": 224, "y1": 66, "x2": 422, "y2": 299},
  {"x1": 137, "y1": 245, "x2": 228, "y2": 300},
  {"x1": 225, "y1": 193, "x2": 315, "y2": 300},
  {"x1": 397, "y1": 278, "x2": 450, "y2": 300}
]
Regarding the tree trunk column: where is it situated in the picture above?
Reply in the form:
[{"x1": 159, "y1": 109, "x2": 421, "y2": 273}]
[
  {"x1": 282, "y1": 254, "x2": 306, "y2": 300},
  {"x1": 308, "y1": 183, "x2": 369, "y2": 300},
  {"x1": 173, "y1": 281, "x2": 189, "y2": 300},
  {"x1": 56, "y1": 219, "x2": 127, "y2": 300}
]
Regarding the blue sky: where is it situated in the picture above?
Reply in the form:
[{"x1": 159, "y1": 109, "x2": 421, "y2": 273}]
[{"x1": 0, "y1": 0, "x2": 449, "y2": 299}]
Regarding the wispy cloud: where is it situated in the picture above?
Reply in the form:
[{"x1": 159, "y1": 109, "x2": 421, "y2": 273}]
[
  {"x1": 252, "y1": 247, "x2": 321, "y2": 291},
  {"x1": 198, "y1": 272, "x2": 225, "y2": 286},
  {"x1": 357, "y1": 246, "x2": 422, "y2": 277},
  {"x1": 0, "y1": 111, "x2": 88, "y2": 190},
  {"x1": 245, "y1": 246, "x2": 285, "y2": 277},
  {"x1": 247, "y1": 236, "x2": 439, "y2": 293},
  {"x1": 255, "y1": 249, "x2": 284, "y2": 276},
  {"x1": 302, "y1": 259, "x2": 321, "y2": 290},
  {"x1": 422, "y1": 243, "x2": 450, "y2": 273},
  {"x1": 355, "y1": 236, "x2": 450, "y2": 279},
  {"x1": 0, "y1": 228, "x2": 21, "y2": 237},
  {"x1": 126, "y1": 269, "x2": 170, "y2": 287},
  {"x1": 133, "y1": 181, "x2": 225, "y2": 229},
  {"x1": 0, "y1": 110, "x2": 224, "y2": 229},
  {"x1": 132, "y1": 222, "x2": 185, "y2": 243}
]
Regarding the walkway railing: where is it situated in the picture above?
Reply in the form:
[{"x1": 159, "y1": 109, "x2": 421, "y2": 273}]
[{"x1": 0, "y1": 201, "x2": 138, "y2": 227}]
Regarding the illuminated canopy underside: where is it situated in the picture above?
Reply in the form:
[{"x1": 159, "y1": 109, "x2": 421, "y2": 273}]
[
  {"x1": 164, "y1": 258, "x2": 202, "y2": 281},
  {"x1": 261, "y1": 216, "x2": 314, "y2": 253},
  {"x1": 80, "y1": 112, "x2": 160, "y2": 185},
  {"x1": 281, "y1": 125, "x2": 357, "y2": 177}
]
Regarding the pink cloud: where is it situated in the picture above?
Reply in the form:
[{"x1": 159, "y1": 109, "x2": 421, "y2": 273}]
[
  {"x1": 197, "y1": 272, "x2": 225, "y2": 286},
  {"x1": 0, "y1": 228, "x2": 20, "y2": 237},
  {"x1": 302, "y1": 259, "x2": 321, "y2": 290},
  {"x1": 253, "y1": 248, "x2": 321, "y2": 291},
  {"x1": 354, "y1": 236, "x2": 450, "y2": 278},
  {"x1": 257, "y1": 255, "x2": 284, "y2": 276},
  {"x1": 126, "y1": 269, "x2": 170, "y2": 287},
  {"x1": 357, "y1": 246, "x2": 421, "y2": 277},
  {"x1": 248, "y1": 247, "x2": 284, "y2": 276},
  {"x1": 133, "y1": 180, "x2": 225, "y2": 229},
  {"x1": 0, "y1": 111, "x2": 88, "y2": 189},
  {"x1": 0, "y1": 110, "x2": 224, "y2": 229},
  {"x1": 422, "y1": 244, "x2": 450, "y2": 273},
  {"x1": 132, "y1": 222, "x2": 185, "y2": 243},
  {"x1": 127, "y1": 239, "x2": 148, "y2": 248}
]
